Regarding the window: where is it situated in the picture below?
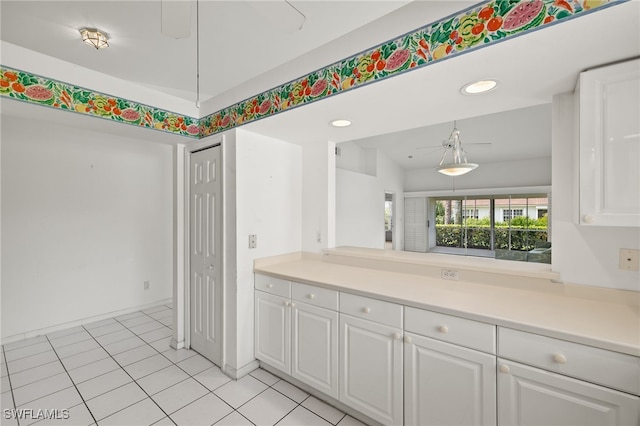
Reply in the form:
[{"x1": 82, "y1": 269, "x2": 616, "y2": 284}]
[
  {"x1": 463, "y1": 209, "x2": 479, "y2": 219},
  {"x1": 431, "y1": 194, "x2": 550, "y2": 263},
  {"x1": 502, "y1": 209, "x2": 523, "y2": 221}
]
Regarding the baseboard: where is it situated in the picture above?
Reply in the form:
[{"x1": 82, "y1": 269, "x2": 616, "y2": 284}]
[
  {"x1": 1, "y1": 298, "x2": 173, "y2": 345},
  {"x1": 170, "y1": 338, "x2": 185, "y2": 350},
  {"x1": 223, "y1": 359, "x2": 260, "y2": 380}
]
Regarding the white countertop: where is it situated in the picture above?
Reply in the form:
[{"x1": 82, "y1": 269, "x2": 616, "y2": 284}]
[{"x1": 254, "y1": 250, "x2": 640, "y2": 357}]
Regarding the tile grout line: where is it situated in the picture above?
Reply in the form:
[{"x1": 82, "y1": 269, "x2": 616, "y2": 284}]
[
  {"x1": 2, "y1": 344, "x2": 21, "y2": 426},
  {"x1": 5, "y1": 307, "x2": 352, "y2": 426},
  {"x1": 78, "y1": 322, "x2": 178, "y2": 425},
  {"x1": 111, "y1": 311, "x2": 277, "y2": 424},
  {"x1": 42, "y1": 334, "x2": 98, "y2": 426}
]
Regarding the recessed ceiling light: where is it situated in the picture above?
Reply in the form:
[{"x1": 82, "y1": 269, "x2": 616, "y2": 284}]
[
  {"x1": 461, "y1": 80, "x2": 498, "y2": 95},
  {"x1": 330, "y1": 119, "x2": 351, "y2": 128},
  {"x1": 80, "y1": 28, "x2": 109, "y2": 50}
]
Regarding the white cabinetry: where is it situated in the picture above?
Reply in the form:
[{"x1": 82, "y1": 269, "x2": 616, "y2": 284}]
[
  {"x1": 404, "y1": 307, "x2": 496, "y2": 426},
  {"x1": 339, "y1": 293, "x2": 404, "y2": 426},
  {"x1": 291, "y1": 283, "x2": 339, "y2": 399},
  {"x1": 254, "y1": 276, "x2": 291, "y2": 373},
  {"x1": 579, "y1": 58, "x2": 640, "y2": 227},
  {"x1": 498, "y1": 328, "x2": 640, "y2": 426},
  {"x1": 255, "y1": 275, "x2": 339, "y2": 398}
]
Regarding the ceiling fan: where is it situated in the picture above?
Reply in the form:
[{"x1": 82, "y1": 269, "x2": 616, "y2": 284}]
[{"x1": 416, "y1": 121, "x2": 491, "y2": 176}]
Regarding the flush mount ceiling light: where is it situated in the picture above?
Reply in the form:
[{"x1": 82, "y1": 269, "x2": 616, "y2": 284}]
[
  {"x1": 461, "y1": 79, "x2": 498, "y2": 95},
  {"x1": 436, "y1": 121, "x2": 479, "y2": 176},
  {"x1": 330, "y1": 119, "x2": 352, "y2": 128},
  {"x1": 80, "y1": 28, "x2": 109, "y2": 49}
]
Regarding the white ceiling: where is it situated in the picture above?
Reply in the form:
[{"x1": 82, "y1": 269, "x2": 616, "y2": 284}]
[
  {"x1": 1, "y1": 0, "x2": 639, "y2": 170},
  {"x1": 0, "y1": 0, "x2": 410, "y2": 102}
]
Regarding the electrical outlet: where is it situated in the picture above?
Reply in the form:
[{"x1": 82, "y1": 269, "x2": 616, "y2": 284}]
[
  {"x1": 144, "y1": 281, "x2": 150, "y2": 290},
  {"x1": 619, "y1": 248, "x2": 639, "y2": 271},
  {"x1": 249, "y1": 234, "x2": 257, "y2": 249},
  {"x1": 441, "y1": 269, "x2": 459, "y2": 281}
]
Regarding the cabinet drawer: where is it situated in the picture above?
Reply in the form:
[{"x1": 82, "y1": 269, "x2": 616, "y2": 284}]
[
  {"x1": 292, "y1": 282, "x2": 338, "y2": 311},
  {"x1": 405, "y1": 307, "x2": 496, "y2": 354},
  {"x1": 255, "y1": 274, "x2": 291, "y2": 298},
  {"x1": 339, "y1": 292, "x2": 402, "y2": 328},
  {"x1": 498, "y1": 327, "x2": 640, "y2": 395}
]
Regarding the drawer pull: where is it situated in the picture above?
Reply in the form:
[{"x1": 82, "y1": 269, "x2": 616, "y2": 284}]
[
  {"x1": 267, "y1": 284, "x2": 274, "y2": 289},
  {"x1": 404, "y1": 335, "x2": 413, "y2": 344},
  {"x1": 291, "y1": 302, "x2": 296, "y2": 308},
  {"x1": 285, "y1": 301, "x2": 291, "y2": 307},
  {"x1": 438, "y1": 325, "x2": 449, "y2": 334},
  {"x1": 499, "y1": 364, "x2": 510, "y2": 374},
  {"x1": 362, "y1": 307, "x2": 371, "y2": 314},
  {"x1": 394, "y1": 333, "x2": 402, "y2": 340},
  {"x1": 308, "y1": 294, "x2": 316, "y2": 299},
  {"x1": 553, "y1": 353, "x2": 567, "y2": 364}
]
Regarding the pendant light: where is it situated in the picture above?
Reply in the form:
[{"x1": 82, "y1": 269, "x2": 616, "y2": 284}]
[{"x1": 436, "y1": 121, "x2": 478, "y2": 176}]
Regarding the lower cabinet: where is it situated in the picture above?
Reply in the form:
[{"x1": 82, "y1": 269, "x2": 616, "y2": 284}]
[
  {"x1": 497, "y1": 359, "x2": 639, "y2": 426},
  {"x1": 255, "y1": 278, "x2": 339, "y2": 399},
  {"x1": 404, "y1": 332, "x2": 496, "y2": 426},
  {"x1": 339, "y1": 314, "x2": 403, "y2": 426},
  {"x1": 292, "y1": 301, "x2": 339, "y2": 399},
  {"x1": 497, "y1": 327, "x2": 640, "y2": 426},
  {"x1": 255, "y1": 290, "x2": 290, "y2": 373},
  {"x1": 255, "y1": 275, "x2": 640, "y2": 426}
]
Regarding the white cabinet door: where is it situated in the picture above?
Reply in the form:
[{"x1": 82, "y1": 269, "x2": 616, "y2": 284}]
[
  {"x1": 405, "y1": 333, "x2": 496, "y2": 426},
  {"x1": 292, "y1": 302, "x2": 339, "y2": 399},
  {"x1": 579, "y1": 58, "x2": 640, "y2": 227},
  {"x1": 339, "y1": 314, "x2": 403, "y2": 425},
  {"x1": 498, "y1": 359, "x2": 639, "y2": 426},
  {"x1": 255, "y1": 291, "x2": 291, "y2": 374}
]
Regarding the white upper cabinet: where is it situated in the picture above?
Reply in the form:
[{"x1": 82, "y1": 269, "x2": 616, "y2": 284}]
[{"x1": 579, "y1": 58, "x2": 640, "y2": 227}]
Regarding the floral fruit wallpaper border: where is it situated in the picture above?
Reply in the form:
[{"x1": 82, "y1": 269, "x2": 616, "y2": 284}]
[
  {"x1": 0, "y1": 67, "x2": 200, "y2": 139},
  {"x1": 199, "y1": 0, "x2": 623, "y2": 136},
  {"x1": 0, "y1": 0, "x2": 622, "y2": 139}
]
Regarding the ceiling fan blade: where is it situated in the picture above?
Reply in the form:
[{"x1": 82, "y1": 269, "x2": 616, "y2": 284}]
[
  {"x1": 248, "y1": 0, "x2": 306, "y2": 33},
  {"x1": 161, "y1": 0, "x2": 192, "y2": 39}
]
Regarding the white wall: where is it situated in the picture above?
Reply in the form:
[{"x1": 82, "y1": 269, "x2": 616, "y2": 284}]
[
  {"x1": 301, "y1": 141, "x2": 336, "y2": 252},
  {"x1": 1, "y1": 114, "x2": 174, "y2": 339},
  {"x1": 404, "y1": 157, "x2": 552, "y2": 192},
  {"x1": 552, "y1": 93, "x2": 640, "y2": 291},
  {"x1": 336, "y1": 141, "x2": 377, "y2": 176},
  {"x1": 230, "y1": 128, "x2": 302, "y2": 372},
  {"x1": 336, "y1": 148, "x2": 404, "y2": 249}
]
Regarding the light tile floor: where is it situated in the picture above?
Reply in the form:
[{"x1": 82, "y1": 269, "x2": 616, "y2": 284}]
[{"x1": 1, "y1": 304, "x2": 365, "y2": 426}]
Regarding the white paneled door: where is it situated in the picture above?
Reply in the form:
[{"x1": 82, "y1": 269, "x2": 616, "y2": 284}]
[{"x1": 190, "y1": 146, "x2": 222, "y2": 365}]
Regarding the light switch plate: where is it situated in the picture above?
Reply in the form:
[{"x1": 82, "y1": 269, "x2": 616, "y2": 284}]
[
  {"x1": 249, "y1": 234, "x2": 257, "y2": 249},
  {"x1": 619, "y1": 248, "x2": 639, "y2": 271}
]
